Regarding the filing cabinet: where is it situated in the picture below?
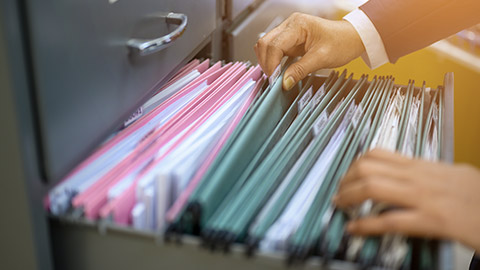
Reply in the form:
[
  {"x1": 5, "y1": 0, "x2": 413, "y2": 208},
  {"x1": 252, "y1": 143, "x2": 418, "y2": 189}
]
[{"x1": 0, "y1": 1, "x2": 455, "y2": 270}]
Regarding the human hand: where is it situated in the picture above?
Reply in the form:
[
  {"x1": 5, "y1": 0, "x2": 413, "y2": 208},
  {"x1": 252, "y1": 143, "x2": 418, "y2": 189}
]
[
  {"x1": 254, "y1": 12, "x2": 365, "y2": 90},
  {"x1": 334, "y1": 149, "x2": 480, "y2": 252}
]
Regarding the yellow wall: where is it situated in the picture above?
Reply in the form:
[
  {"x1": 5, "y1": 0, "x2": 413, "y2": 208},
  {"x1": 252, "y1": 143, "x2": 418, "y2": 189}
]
[{"x1": 336, "y1": 47, "x2": 480, "y2": 167}]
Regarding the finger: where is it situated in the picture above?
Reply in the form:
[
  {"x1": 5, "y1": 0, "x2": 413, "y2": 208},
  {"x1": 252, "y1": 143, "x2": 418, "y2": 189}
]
[
  {"x1": 366, "y1": 149, "x2": 450, "y2": 174},
  {"x1": 254, "y1": 43, "x2": 262, "y2": 70},
  {"x1": 334, "y1": 176, "x2": 416, "y2": 208},
  {"x1": 255, "y1": 22, "x2": 292, "y2": 75},
  {"x1": 340, "y1": 158, "x2": 410, "y2": 186},
  {"x1": 263, "y1": 27, "x2": 304, "y2": 76},
  {"x1": 346, "y1": 210, "x2": 443, "y2": 239},
  {"x1": 255, "y1": 38, "x2": 268, "y2": 75},
  {"x1": 283, "y1": 50, "x2": 323, "y2": 90},
  {"x1": 265, "y1": 45, "x2": 284, "y2": 77},
  {"x1": 261, "y1": 40, "x2": 305, "y2": 77},
  {"x1": 364, "y1": 149, "x2": 414, "y2": 166}
]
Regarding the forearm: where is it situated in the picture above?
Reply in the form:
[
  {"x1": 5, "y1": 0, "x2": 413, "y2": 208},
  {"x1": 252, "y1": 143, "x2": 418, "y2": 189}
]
[{"x1": 360, "y1": 0, "x2": 480, "y2": 62}]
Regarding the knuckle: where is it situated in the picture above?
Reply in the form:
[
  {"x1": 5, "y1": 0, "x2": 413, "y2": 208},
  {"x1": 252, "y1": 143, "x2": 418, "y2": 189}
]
[
  {"x1": 289, "y1": 12, "x2": 307, "y2": 27},
  {"x1": 270, "y1": 37, "x2": 283, "y2": 49},
  {"x1": 290, "y1": 12, "x2": 303, "y2": 20},
  {"x1": 257, "y1": 38, "x2": 267, "y2": 47}
]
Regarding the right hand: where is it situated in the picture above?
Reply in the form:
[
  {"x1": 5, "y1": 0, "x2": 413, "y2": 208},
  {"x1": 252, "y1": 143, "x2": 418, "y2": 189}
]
[
  {"x1": 334, "y1": 149, "x2": 480, "y2": 252},
  {"x1": 254, "y1": 12, "x2": 365, "y2": 90}
]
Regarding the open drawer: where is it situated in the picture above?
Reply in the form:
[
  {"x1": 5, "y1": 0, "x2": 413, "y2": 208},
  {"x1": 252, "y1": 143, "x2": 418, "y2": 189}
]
[{"x1": 48, "y1": 72, "x2": 455, "y2": 270}]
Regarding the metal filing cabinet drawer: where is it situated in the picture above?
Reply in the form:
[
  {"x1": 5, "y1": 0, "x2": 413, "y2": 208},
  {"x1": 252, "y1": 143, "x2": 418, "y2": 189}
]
[
  {"x1": 25, "y1": 0, "x2": 216, "y2": 182},
  {"x1": 48, "y1": 73, "x2": 455, "y2": 270},
  {"x1": 231, "y1": 0, "x2": 257, "y2": 20}
]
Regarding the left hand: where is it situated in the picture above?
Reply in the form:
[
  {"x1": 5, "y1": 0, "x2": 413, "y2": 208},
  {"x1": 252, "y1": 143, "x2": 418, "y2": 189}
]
[{"x1": 333, "y1": 149, "x2": 480, "y2": 252}]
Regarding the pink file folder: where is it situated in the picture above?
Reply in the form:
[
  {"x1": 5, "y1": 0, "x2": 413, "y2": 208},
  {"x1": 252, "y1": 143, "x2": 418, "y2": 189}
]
[
  {"x1": 155, "y1": 59, "x2": 208, "y2": 93},
  {"x1": 168, "y1": 59, "x2": 200, "y2": 81},
  {"x1": 165, "y1": 68, "x2": 265, "y2": 223},
  {"x1": 46, "y1": 61, "x2": 221, "y2": 212},
  {"x1": 56, "y1": 60, "x2": 219, "y2": 184},
  {"x1": 74, "y1": 63, "x2": 246, "y2": 219},
  {"x1": 151, "y1": 64, "x2": 248, "y2": 153},
  {"x1": 70, "y1": 62, "x2": 232, "y2": 209},
  {"x1": 99, "y1": 177, "x2": 140, "y2": 225},
  {"x1": 101, "y1": 67, "x2": 264, "y2": 225}
]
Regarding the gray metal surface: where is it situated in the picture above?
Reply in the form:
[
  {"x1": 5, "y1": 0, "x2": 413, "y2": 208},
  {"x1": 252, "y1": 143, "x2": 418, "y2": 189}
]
[
  {"x1": 50, "y1": 217, "x2": 359, "y2": 270},
  {"x1": 438, "y1": 73, "x2": 455, "y2": 270},
  {"x1": 442, "y1": 73, "x2": 455, "y2": 164},
  {"x1": 25, "y1": 0, "x2": 216, "y2": 183},
  {"x1": 0, "y1": 1, "x2": 53, "y2": 269},
  {"x1": 230, "y1": 0, "x2": 257, "y2": 20},
  {"x1": 127, "y1": 12, "x2": 189, "y2": 56}
]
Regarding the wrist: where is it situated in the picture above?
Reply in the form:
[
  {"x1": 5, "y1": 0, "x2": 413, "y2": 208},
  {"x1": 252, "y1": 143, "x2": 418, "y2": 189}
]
[
  {"x1": 341, "y1": 19, "x2": 366, "y2": 61},
  {"x1": 344, "y1": 9, "x2": 389, "y2": 69}
]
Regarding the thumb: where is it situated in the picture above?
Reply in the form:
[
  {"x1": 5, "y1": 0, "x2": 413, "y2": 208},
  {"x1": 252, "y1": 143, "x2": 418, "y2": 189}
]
[{"x1": 283, "y1": 51, "x2": 323, "y2": 91}]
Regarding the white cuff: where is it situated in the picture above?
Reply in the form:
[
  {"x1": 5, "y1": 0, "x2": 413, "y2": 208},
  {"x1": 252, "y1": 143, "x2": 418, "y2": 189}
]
[{"x1": 344, "y1": 9, "x2": 389, "y2": 69}]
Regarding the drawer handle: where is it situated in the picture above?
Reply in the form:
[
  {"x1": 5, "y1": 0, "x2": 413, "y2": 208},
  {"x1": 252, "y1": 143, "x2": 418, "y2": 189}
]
[{"x1": 127, "y1": 12, "x2": 188, "y2": 56}]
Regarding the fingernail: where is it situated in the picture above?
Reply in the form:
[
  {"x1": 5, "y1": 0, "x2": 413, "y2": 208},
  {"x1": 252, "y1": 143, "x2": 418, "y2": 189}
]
[{"x1": 283, "y1": 76, "x2": 295, "y2": 91}]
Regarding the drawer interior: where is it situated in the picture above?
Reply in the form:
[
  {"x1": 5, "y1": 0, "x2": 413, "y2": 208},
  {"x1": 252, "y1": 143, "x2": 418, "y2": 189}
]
[{"x1": 47, "y1": 70, "x2": 455, "y2": 270}]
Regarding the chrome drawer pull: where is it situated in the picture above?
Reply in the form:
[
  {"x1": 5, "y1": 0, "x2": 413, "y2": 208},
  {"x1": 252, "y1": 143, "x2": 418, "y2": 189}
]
[{"x1": 127, "y1": 12, "x2": 188, "y2": 56}]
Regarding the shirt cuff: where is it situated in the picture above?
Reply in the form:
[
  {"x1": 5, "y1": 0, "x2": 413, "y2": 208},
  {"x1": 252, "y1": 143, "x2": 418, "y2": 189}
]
[{"x1": 344, "y1": 8, "x2": 389, "y2": 69}]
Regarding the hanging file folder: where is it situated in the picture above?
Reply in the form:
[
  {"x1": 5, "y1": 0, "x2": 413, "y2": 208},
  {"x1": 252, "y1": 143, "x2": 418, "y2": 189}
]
[{"x1": 47, "y1": 59, "x2": 454, "y2": 270}]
